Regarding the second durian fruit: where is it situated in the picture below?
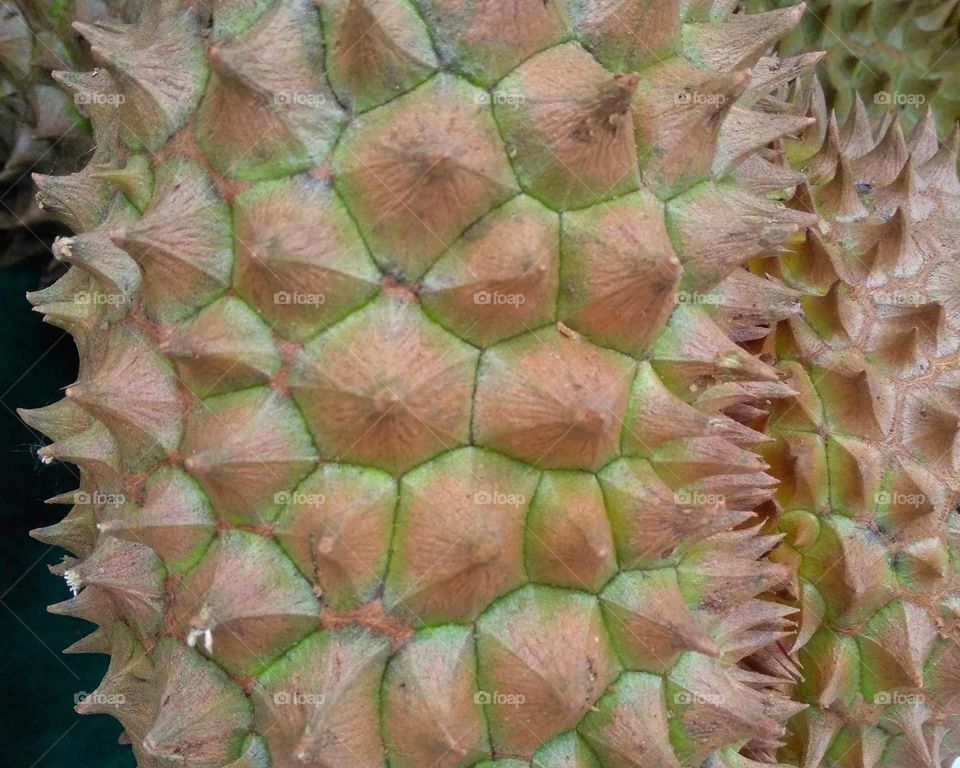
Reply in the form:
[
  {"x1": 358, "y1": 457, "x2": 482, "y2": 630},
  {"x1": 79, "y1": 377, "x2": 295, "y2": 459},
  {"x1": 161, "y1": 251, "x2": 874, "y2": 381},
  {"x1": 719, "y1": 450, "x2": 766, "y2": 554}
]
[
  {"x1": 749, "y1": 83, "x2": 960, "y2": 767},
  {"x1": 752, "y1": 0, "x2": 960, "y2": 133}
]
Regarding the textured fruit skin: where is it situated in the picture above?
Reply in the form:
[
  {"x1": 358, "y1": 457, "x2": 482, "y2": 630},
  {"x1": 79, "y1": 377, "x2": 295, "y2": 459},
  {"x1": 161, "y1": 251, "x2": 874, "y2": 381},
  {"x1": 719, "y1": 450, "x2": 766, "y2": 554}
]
[
  {"x1": 1, "y1": 1, "x2": 74, "y2": 262},
  {"x1": 0, "y1": 1, "x2": 143, "y2": 265},
  {"x1": 747, "y1": 83, "x2": 960, "y2": 767},
  {"x1": 751, "y1": 0, "x2": 960, "y2": 134},
  {"x1": 17, "y1": 1, "x2": 867, "y2": 766}
]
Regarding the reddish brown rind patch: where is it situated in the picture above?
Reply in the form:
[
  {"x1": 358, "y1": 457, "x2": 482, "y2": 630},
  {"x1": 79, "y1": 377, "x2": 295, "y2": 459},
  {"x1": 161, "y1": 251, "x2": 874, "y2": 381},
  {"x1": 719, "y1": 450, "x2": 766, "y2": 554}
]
[
  {"x1": 415, "y1": 0, "x2": 568, "y2": 87},
  {"x1": 473, "y1": 329, "x2": 635, "y2": 470},
  {"x1": 168, "y1": 529, "x2": 319, "y2": 675},
  {"x1": 420, "y1": 195, "x2": 560, "y2": 347},
  {"x1": 320, "y1": 0, "x2": 437, "y2": 112},
  {"x1": 275, "y1": 463, "x2": 396, "y2": 610},
  {"x1": 494, "y1": 44, "x2": 641, "y2": 211},
  {"x1": 268, "y1": 368, "x2": 289, "y2": 398},
  {"x1": 476, "y1": 585, "x2": 620, "y2": 757},
  {"x1": 110, "y1": 159, "x2": 233, "y2": 321},
  {"x1": 251, "y1": 627, "x2": 390, "y2": 768},
  {"x1": 290, "y1": 296, "x2": 478, "y2": 473},
  {"x1": 194, "y1": 0, "x2": 344, "y2": 180},
  {"x1": 333, "y1": 74, "x2": 519, "y2": 280},
  {"x1": 232, "y1": 175, "x2": 381, "y2": 341},
  {"x1": 181, "y1": 388, "x2": 317, "y2": 525},
  {"x1": 65, "y1": 325, "x2": 182, "y2": 469},
  {"x1": 382, "y1": 625, "x2": 489, "y2": 768},
  {"x1": 560, "y1": 191, "x2": 681, "y2": 355},
  {"x1": 525, "y1": 471, "x2": 616, "y2": 592},
  {"x1": 319, "y1": 600, "x2": 413, "y2": 653},
  {"x1": 384, "y1": 448, "x2": 536, "y2": 624}
]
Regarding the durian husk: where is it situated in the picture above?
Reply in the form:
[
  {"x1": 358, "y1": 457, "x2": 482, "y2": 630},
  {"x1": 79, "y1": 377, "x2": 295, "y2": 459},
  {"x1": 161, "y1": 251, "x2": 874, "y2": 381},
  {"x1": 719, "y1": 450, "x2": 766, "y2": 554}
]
[
  {"x1": 750, "y1": 0, "x2": 960, "y2": 135},
  {"x1": 0, "y1": 0, "x2": 138, "y2": 268},
  {"x1": 744, "y1": 76, "x2": 960, "y2": 768}
]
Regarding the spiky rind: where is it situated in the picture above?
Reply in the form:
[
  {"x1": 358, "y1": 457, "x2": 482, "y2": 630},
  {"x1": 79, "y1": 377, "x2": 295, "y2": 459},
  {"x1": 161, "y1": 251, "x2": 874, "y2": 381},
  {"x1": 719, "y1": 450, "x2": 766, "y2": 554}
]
[
  {"x1": 753, "y1": 90, "x2": 960, "y2": 767},
  {"x1": 22, "y1": 2, "x2": 837, "y2": 766}
]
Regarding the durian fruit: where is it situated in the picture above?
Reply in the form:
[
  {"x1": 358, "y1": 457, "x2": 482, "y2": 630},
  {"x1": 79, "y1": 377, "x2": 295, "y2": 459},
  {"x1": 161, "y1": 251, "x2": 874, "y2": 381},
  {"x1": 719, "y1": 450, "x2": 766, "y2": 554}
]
[
  {"x1": 750, "y1": 87, "x2": 960, "y2": 767},
  {"x1": 750, "y1": 0, "x2": 960, "y2": 134},
  {"x1": 17, "y1": 1, "x2": 829, "y2": 766},
  {"x1": 0, "y1": 0, "x2": 137, "y2": 265}
]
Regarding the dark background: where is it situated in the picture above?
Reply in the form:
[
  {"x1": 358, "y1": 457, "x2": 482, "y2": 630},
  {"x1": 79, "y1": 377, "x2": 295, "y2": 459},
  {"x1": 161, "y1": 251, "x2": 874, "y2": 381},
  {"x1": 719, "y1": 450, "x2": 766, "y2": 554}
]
[{"x1": 1, "y1": 260, "x2": 131, "y2": 767}]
